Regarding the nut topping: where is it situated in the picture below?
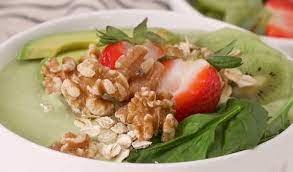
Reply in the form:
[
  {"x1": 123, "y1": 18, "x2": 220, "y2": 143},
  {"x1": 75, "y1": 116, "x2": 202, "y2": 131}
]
[{"x1": 115, "y1": 87, "x2": 176, "y2": 142}]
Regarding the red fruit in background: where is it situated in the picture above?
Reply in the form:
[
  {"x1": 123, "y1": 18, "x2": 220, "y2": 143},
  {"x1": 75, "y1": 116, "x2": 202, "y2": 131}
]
[
  {"x1": 159, "y1": 59, "x2": 222, "y2": 121},
  {"x1": 265, "y1": 0, "x2": 293, "y2": 38},
  {"x1": 100, "y1": 41, "x2": 165, "y2": 69}
]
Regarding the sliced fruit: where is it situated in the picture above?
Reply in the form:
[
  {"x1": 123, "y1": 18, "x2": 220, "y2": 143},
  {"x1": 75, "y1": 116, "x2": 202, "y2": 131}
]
[
  {"x1": 265, "y1": 0, "x2": 293, "y2": 38},
  {"x1": 100, "y1": 41, "x2": 130, "y2": 69},
  {"x1": 17, "y1": 31, "x2": 97, "y2": 60},
  {"x1": 196, "y1": 28, "x2": 292, "y2": 104},
  {"x1": 159, "y1": 59, "x2": 222, "y2": 121}
]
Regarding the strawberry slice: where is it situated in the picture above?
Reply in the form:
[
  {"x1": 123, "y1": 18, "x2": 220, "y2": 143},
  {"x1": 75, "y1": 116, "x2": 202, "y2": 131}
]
[
  {"x1": 100, "y1": 41, "x2": 165, "y2": 69},
  {"x1": 100, "y1": 41, "x2": 130, "y2": 69},
  {"x1": 265, "y1": 0, "x2": 293, "y2": 38},
  {"x1": 159, "y1": 59, "x2": 222, "y2": 121}
]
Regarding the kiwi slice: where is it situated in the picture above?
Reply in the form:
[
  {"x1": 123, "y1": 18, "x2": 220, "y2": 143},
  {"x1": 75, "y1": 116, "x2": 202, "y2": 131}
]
[
  {"x1": 232, "y1": 54, "x2": 292, "y2": 104},
  {"x1": 196, "y1": 28, "x2": 292, "y2": 104}
]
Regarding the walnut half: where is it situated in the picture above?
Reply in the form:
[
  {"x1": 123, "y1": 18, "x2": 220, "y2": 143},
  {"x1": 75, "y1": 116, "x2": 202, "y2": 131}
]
[
  {"x1": 115, "y1": 87, "x2": 177, "y2": 142},
  {"x1": 50, "y1": 132, "x2": 92, "y2": 158}
]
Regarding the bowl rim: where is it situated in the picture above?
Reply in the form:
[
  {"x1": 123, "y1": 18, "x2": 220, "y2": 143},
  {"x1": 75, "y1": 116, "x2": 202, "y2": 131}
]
[{"x1": 0, "y1": 9, "x2": 291, "y2": 167}]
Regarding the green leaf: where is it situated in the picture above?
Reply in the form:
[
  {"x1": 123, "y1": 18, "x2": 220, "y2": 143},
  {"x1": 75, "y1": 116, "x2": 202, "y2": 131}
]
[
  {"x1": 96, "y1": 19, "x2": 175, "y2": 46},
  {"x1": 176, "y1": 115, "x2": 217, "y2": 137},
  {"x1": 126, "y1": 102, "x2": 243, "y2": 163},
  {"x1": 207, "y1": 125, "x2": 225, "y2": 158},
  {"x1": 127, "y1": 99, "x2": 270, "y2": 163},
  {"x1": 106, "y1": 26, "x2": 130, "y2": 41},
  {"x1": 207, "y1": 55, "x2": 242, "y2": 69},
  {"x1": 208, "y1": 99, "x2": 268, "y2": 157},
  {"x1": 97, "y1": 26, "x2": 132, "y2": 45},
  {"x1": 221, "y1": 99, "x2": 268, "y2": 154},
  {"x1": 133, "y1": 18, "x2": 148, "y2": 44},
  {"x1": 145, "y1": 31, "x2": 166, "y2": 44},
  {"x1": 262, "y1": 98, "x2": 293, "y2": 141}
]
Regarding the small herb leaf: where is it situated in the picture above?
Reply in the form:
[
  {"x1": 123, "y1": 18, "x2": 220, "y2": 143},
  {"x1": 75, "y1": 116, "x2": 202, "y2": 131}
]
[
  {"x1": 207, "y1": 55, "x2": 242, "y2": 69},
  {"x1": 97, "y1": 18, "x2": 169, "y2": 46},
  {"x1": 106, "y1": 26, "x2": 130, "y2": 40},
  {"x1": 145, "y1": 31, "x2": 166, "y2": 44},
  {"x1": 133, "y1": 18, "x2": 148, "y2": 44}
]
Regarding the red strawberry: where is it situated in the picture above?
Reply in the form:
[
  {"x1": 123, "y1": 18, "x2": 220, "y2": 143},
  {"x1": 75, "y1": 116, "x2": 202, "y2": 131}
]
[
  {"x1": 159, "y1": 59, "x2": 222, "y2": 121},
  {"x1": 100, "y1": 41, "x2": 130, "y2": 69},
  {"x1": 265, "y1": 0, "x2": 293, "y2": 38},
  {"x1": 100, "y1": 41, "x2": 165, "y2": 69}
]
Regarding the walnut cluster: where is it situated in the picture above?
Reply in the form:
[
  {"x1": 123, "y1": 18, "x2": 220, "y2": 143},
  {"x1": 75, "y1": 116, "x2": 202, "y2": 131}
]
[
  {"x1": 115, "y1": 87, "x2": 177, "y2": 142},
  {"x1": 46, "y1": 43, "x2": 179, "y2": 161},
  {"x1": 115, "y1": 45, "x2": 165, "y2": 96},
  {"x1": 42, "y1": 45, "x2": 129, "y2": 117}
]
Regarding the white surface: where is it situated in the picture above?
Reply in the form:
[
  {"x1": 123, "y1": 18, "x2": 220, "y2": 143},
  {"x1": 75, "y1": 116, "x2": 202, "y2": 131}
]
[
  {"x1": 169, "y1": 0, "x2": 293, "y2": 57},
  {"x1": 0, "y1": 0, "x2": 169, "y2": 42},
  {"x1": 0, "y1": 10, "x2": 292, "y2": 172}
]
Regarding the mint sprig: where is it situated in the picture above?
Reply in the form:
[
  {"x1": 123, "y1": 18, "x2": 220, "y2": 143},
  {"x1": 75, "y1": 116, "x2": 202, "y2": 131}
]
[
  {"x1": 207, "y1": 40, "x2": 243, "y2": 69},
  {"x1": 97, "y1": 18, "x2": 166, "y2": 46},
  {"x1": 207, "y1": 55, "x2": 242, "y2": 69}
]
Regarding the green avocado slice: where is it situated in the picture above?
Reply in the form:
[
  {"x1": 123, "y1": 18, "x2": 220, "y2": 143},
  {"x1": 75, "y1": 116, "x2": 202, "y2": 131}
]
[
  {"x1": 17, "y1": 31, "x2": 97, "y2": 60},
  {"x1": 17, "y1": 28, "x2": 181, "y2": 61}
]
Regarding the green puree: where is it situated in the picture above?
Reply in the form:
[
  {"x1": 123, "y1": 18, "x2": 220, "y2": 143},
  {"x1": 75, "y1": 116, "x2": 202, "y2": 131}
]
[{"x1": 0, "y1": 60, "x2": 78, "y2": 146}]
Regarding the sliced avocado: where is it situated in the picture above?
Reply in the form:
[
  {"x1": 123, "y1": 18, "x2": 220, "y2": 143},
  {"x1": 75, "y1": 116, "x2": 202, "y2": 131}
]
[{"x1": 17, "y1": 31, "x2": 97, "y2": 60}]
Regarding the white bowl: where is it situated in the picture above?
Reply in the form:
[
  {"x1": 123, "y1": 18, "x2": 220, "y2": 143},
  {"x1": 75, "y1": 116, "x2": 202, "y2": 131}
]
[
  {"x1": 0, "y1": 10, "x2": 292, "y2": 172},
  {"x1": 169, "y1": 0, "x2": 293, "y2": 57}
]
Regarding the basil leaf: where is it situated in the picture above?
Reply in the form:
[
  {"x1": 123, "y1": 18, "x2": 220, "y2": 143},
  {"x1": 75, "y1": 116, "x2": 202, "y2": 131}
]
[
  {"x1": 207, "y1": 55, "x2": 242, "y2": 69},
  {"x1": 133, "y1": 18, "x2": 148, "y2": 44},
  {"x1": 126, "y1": 103, "x2": 243, "y2": 163},
  {"x1": 262, "y1": 98, "x2": 293, "y2": 141},
  {"x1": 145, "y1": 31, "x2": 166, "y2": 44}
]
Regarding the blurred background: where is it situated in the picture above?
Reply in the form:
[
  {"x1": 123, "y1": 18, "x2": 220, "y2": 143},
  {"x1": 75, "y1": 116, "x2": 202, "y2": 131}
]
[{"x1": 0, "y1": 0, "x2": 169, "y2": 42}]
